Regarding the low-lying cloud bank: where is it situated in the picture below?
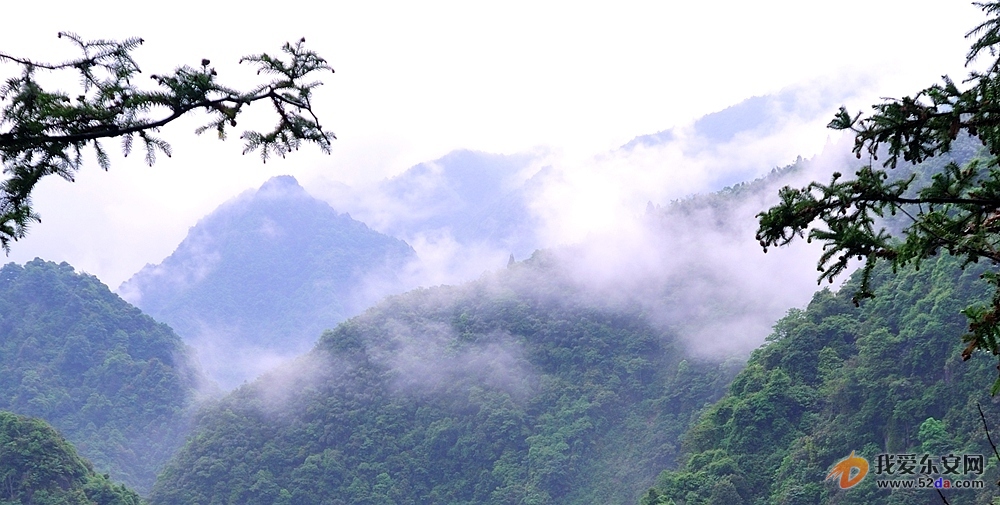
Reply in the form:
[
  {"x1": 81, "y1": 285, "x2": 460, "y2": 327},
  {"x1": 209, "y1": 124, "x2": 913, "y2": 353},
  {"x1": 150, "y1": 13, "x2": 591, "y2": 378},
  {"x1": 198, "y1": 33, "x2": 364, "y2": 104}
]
[{"x1": 549, "y1": 142, "x2": 857, "y2": 358}]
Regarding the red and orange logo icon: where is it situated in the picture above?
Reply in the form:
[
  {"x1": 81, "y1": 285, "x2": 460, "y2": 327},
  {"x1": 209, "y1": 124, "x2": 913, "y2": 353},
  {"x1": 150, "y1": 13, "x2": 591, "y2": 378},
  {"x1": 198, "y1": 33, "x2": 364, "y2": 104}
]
[{"x1": 826, "y1": 450, "x2": 870, "y2": 489}]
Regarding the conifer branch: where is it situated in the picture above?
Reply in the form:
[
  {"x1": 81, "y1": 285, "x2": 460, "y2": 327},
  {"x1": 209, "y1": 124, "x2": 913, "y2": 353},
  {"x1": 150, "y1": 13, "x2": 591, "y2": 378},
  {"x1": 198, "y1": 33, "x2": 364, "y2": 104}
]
[
  {"x1": 936, "y1": 488, "x2": 951, "y2": 505},
  {"x1": 0, "y1": 34, "x2": 334, "y2": 253},
  {"x1": 976, "y1": 402, "x2": 1000, "y2": 470},
  {"x1": 757, "y1": 0, "x2": 1000, "y2": 391}
]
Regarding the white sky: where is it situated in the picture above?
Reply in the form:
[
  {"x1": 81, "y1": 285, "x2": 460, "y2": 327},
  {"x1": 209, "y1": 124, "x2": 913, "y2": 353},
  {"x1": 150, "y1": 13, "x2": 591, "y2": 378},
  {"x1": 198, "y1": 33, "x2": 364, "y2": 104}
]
[{"x1": 0, "y1": 0, "x2": 987, "y2": 288}]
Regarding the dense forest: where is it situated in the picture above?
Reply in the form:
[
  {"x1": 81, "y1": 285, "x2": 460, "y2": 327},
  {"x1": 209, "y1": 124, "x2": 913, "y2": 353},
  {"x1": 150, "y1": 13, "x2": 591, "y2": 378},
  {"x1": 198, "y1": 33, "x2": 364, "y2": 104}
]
[
  {"x1": 0, "y1": 410, "x2": 142, "y2": 505},
  {"x1": 643, "y1": 253, "x2": 1000, "y2": 504},
  {"x1": 148, "y1": 250, "x2": 742, "y2": 505},
  {"x1": 0, "y1": 259, "x2": 201, "y2": 495}
]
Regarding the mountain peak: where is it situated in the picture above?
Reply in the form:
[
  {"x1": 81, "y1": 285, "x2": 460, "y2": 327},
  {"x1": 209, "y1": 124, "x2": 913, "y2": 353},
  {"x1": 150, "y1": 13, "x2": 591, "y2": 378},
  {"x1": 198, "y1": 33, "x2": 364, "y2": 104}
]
[
  {"x1": 257, "y1": 175, "x2": 307, "y2": 199},
  {"x1": 119, "y1": 175, "x2": 416, "y2": 388}
]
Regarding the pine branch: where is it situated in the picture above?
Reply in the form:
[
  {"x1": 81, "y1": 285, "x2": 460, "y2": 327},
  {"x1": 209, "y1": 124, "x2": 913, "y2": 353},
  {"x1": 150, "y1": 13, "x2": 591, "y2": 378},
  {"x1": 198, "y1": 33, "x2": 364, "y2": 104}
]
[
  {"x1": 757, "y1": 1, "x2": 1000, "y2": 392},
  {"x1": 0, "y1": 33, "x2": 334, "y2": 253},
  {"x1": 977, "y1": 402, "x2": 1000, "y2": 469},
  {"x1": 937, "y1": 488, "x2": 951, "y2": 505}
]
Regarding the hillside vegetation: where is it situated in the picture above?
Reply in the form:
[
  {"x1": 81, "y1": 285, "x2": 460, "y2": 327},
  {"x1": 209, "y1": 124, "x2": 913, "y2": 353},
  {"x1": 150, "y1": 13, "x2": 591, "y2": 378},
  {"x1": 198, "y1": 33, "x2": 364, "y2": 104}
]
[
  {"x1": 0, "y1": 410, "x2": 143, "y2": 505},
  {"x1": 149, "y1": 250, "x2": 742, "y2": 505},
  {"x1": 0, "y1": 259, "x2": 201, "y2": 494},
  {"x1": 146, "y1": 153, "x2": 849, "y2": 504},
  {"x1": 644, "y1": 253, "x2": 1000, "y2": 505}
]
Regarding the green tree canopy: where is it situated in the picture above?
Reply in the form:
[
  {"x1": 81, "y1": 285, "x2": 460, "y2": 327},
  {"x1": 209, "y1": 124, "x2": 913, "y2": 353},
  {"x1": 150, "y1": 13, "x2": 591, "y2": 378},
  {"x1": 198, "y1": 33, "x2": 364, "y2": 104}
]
[
  {"x1": 0, "y1": 410, "x2": 142, "y2": 505},
  {"x1": 0, "y1": 32, "x2": 334, "y2": 252},
  {"x1": 757, "y1": 0, "x2": 1000, "y2": 394}
]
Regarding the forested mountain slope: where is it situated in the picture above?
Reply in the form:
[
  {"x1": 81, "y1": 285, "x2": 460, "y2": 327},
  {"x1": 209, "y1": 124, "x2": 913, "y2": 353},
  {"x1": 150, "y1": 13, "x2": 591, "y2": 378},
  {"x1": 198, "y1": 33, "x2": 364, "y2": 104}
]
[
  {"x1": 0, "y1": 259, "x2": 201, "y2": 495},
  {"x1": 120, "y1": 175, "x2": 416, "y2": 387},
  {"x1": 0, "y1": 410, "x2": 143, "y2": 505},
  {"x1": 643, "y1": 254, "x2": 1000, "y2": 505},
  {"x1": 149, "y1": 250, "x2": 742, "y2": 505}
]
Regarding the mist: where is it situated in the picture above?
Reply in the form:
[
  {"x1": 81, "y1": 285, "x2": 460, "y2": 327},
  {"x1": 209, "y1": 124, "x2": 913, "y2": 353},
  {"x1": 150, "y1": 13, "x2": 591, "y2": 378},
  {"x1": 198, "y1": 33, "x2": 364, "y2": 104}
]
[
  {"x1": 546, "y1": 142, "x2": 857, "y2": 357},
  {"x1": 112, "y1": 80, "x2": 872, "y2": 393},
  {"x1": 302, "y1": 82, "x2": 868, "y2": 363},
  {"x1": 370, "y1": 319, "x2": 535, "y2": 399}
]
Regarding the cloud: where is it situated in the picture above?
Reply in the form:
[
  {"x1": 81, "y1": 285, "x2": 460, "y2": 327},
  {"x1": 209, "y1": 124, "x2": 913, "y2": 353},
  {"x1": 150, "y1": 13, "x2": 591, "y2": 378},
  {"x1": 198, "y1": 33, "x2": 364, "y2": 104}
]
[
  {"x1": 0, "y1": 0, "x2": 983, "y2": 293},
  {"x1": 527, "y1": 77, "x2": 875, "y2": 247},
  {"x1": 294, "y1": 80, "x2": 870, "y2": 364},
  {"x1": 372, "y1": 319, "x2": 535, "y2": 398},
  {"x1": 242, "y1": 306, "x2": 537, "y2": 417},
  {"x1": 117, "y1": 226, "x2": 221, "y2": 307},
  {"x1": 250, "y1": 349, "x2": 346, "y2": 414},
  {"x1": 178, "y1": 319, "x2": 312, "y2": 391},
  {"x1": 539, "y1": 136, "x2": 860, "y2": 357}
]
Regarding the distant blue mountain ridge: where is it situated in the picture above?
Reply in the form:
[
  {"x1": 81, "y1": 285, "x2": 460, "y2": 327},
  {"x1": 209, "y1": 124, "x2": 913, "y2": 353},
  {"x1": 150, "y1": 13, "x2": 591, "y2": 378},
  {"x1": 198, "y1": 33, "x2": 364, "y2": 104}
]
[
  {"x1": 372, "y1": 149, "x2": 544, "y2": 259},
  {"x1": 344, "y1": 83, "x2": 857, "y2": 258},
  {"x1": 621, "y1": 82, "x2": 851, "y2": 150},
  {"x1": 119, "y1": 176, "x2": 415, "y2": 387}
]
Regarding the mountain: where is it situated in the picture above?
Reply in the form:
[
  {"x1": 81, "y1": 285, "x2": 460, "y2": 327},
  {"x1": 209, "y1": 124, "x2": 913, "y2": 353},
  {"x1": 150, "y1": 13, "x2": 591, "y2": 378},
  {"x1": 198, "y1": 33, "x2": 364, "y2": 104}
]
[
  {"x1": 316, "y1": 85, "x2": 868, "y2": 274},
  {"x1": 643, "y1": 250, "x2": 1000, "y2": 505},
  {"x1": 320, "y1": 149, "x2": 546, "y2": 260},
  {"x1": 148, "y1": 250, "x2": 741, "y2": 505},
  {"x1": 620, "y1": 81, "x2": 863, "y2": 189},
  {"x1": 621, "y1": 81, "x2": 856, "y2": 151},
  {"x1": 0, "y1": 259, "x2": 201, "y2": 495},
  {"x1": 637, "y1": 135, "x2": 995, "y2": 505},
  {"x1": 119, "y1": 175, "x2": 416, "y2": 387},
  {"x1": 377, "y1": 150, "x2": 537, "y2": 238},
  {"x1": 0, "y1": 410, "x2": 143, "y2": 505},
  {"x1": 146, "y1": 154, "x2": 846, "y2": 504}
]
